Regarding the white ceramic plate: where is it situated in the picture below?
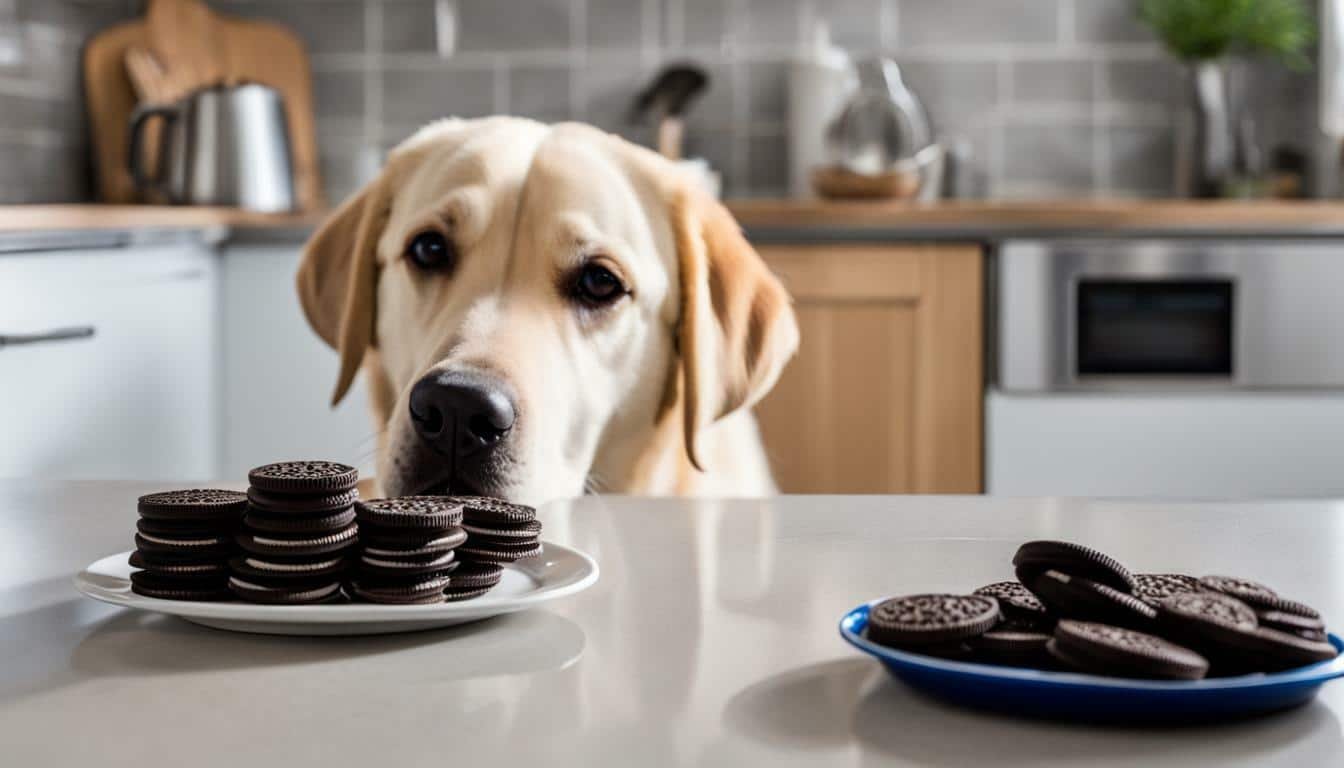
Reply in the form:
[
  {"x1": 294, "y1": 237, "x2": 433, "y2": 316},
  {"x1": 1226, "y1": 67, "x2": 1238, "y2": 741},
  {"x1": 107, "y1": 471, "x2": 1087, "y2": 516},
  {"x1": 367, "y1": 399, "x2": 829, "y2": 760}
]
[{"x1": 75, "y1": 542, "x2": 598, "y2": 636}]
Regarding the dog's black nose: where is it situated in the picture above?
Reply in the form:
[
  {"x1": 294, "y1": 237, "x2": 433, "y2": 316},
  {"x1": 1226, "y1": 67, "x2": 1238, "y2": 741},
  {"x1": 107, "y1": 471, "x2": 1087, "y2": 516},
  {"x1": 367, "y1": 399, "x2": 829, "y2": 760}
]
[{"x1": 409, "y1": 368, "x2": 516, "y2": 458}]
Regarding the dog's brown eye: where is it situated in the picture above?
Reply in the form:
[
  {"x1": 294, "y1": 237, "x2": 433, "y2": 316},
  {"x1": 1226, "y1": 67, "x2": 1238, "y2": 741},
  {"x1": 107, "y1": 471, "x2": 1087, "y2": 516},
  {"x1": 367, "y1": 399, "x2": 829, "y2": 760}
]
[
  {"x1": 572, "y1": 263, "x2": 626, "y2": 306},
  {"x1": 406, "y1": 231, "x2": 454, "y2": 271}
]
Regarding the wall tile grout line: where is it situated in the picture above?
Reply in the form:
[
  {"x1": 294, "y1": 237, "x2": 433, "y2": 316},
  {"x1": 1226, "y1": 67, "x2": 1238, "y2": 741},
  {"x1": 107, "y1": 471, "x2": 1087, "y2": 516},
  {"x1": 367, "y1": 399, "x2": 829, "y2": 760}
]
[
  {"x1": 1058, "y1": 0, "x2": 1075, "y2": 45},
  {"x1": 365, "y1": 0, "x2": 384, "y2": 149},
  {"x1": 1092, "y1": 58, "x2": 1109, "y2": 194}
]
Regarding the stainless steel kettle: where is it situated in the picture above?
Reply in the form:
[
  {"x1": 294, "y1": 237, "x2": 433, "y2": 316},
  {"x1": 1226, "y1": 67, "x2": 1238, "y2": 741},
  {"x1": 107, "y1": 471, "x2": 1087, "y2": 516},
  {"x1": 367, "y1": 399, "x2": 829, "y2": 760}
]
[{"x1": 128, "y1": 83, "x2": 296, "y2": 212}]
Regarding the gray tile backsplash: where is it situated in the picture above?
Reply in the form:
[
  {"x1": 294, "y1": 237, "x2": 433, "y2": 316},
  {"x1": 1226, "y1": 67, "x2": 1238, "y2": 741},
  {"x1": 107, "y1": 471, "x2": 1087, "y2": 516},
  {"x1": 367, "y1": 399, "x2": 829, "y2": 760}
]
[
  {"x1": 897, "y1": 0, "x2": 1058, "y2": 47},
  {"x1": 380, "y1": 64, "x2": 497, "y2": 135},
  {"x1": 454, "y1": 0, "x2": 573, "y2": 53},
  {"x1": 216, "y1": 0, "x2": 368, "y2": 54},
  {"x1": 1002, "y1": 122, "x2": 1096, "y2": 193},
  {"x1": 1012, "y1": 59, "x2": 1094, "y2": 104},
  {"x1": 0, "y1": 0, "x2": 1319, "y2": 203},
  {"x1": 1072, "y1": 0, "x2": 1153, "y2": 43},
  {"x1": 0, "y1": 0, "x2": 133, "y2": 203}
]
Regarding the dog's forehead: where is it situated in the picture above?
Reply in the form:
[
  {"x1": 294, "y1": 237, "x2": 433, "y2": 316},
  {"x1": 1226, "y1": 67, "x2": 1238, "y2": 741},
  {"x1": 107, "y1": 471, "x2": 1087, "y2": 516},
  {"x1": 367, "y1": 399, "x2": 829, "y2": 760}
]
[
  {"x1": 518, "y1": 127, "x2": 669, "y2": 255},
  {"x1": 386, "y1": 120, "x2": 546, "y2": 225}
]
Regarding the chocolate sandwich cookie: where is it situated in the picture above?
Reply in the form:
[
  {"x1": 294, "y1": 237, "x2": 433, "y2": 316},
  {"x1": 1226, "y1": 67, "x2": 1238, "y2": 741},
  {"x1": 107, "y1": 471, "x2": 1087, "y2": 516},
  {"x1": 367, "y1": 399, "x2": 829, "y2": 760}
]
[
  {"x1": 227, "y1": 576, "x2": 343, "y2": 605},
  {"x1": 1132, "y1": 573, "x2": 1203, "y2": 608},
  {"x1": 461, "y1": 518, "x2": 542, "y2": 540},
  {"x1": 1243, "y1": 626, "x2": 1339, "y2": 671},
  {"x1": 456, "y1": 540, "x2": 543, "y2": 564},
  {"x1": 1199, "y1": 575, "x2": 1322, "y2": 619},
  {"x1": 1155, "y1": 591, "x2": 1265, "y2": 671},
  {"x1": 866, "y1": 594, "x2": 1000, "y2": 649},
  {"x1": 128, "y1": 550, "x2": 228, "y2": 577},
  {"x1": 131, "y1": 570, "x2": 230, "y2": 601},
  {"x1": 1047, "y1": 620, "x2": 1209, "y2": 680},
  {"x1": 1012, "y1": 540, "x2": 1136, "y2": 592},
  {"x1": 1028, "y1": 570, "x2": 1156, "y2": 629},
  {"x1": 356, "y1": 497, "x2": 464, "y2": 529},
  {"x1": 444, "y1": 561, "x2": 504, "y2": 601},
  {"x1": 136, "y1": 517, "x2": 239, "y2": 537},
  {"x1": 1257, "y1": 609, "x2": 1327, "y2": 636},
  {"x1": 248, "y1": 460, "x2": 359, "y2": 495},
  {"x1": 969, "y1": 628, "x2": 1054, "y2": 667},
  {"x1": 974, "y1": 581, "x2": 1052, "y2": 627},
  {"x1": 446, "y1": 496, "x2": 537, "y2": 525},
  {"x1": 1159, "y1": 593, "x2": 1333, "y2": 672},
  {"x1": 360, "y1": 526, "x2": 468, "y2": 557},
  {"x1": 230, "y1": 554, "x2": 350, "y2": 581},
  {"x1": 447, "y1": 561, "x2": 504, "y2": 589},
  {"x1": 137, "y1": 489, "x2": 248, "y2": 521},
  {"x1": 243, "y1": 507, "x2": 357, "y2": 534},
  {"x1": 247, "y1": 486, "x2": 359, "y2": 514},
  {"x1": 133, "y1": 531, "x2": 233, "y2": 559},
  {"x1": 350, "y1": 574, "x2": 449, "y2": 605},
  {"x1": 237, "y1": 524, "x2": 359, "y2": 557},
  {"x1": 358, "y1": 549, "x2": 458, "y2": 575}
]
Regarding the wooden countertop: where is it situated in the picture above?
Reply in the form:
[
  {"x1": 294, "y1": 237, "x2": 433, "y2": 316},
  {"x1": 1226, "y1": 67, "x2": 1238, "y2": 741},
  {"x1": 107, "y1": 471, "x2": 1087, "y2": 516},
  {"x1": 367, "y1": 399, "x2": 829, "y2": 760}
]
[
  {"x1": 4, "y1": 201, "x2": 1344, "y2": 239},
  {"x1": 0, "y1": 205, "x2": 325, "y2": 232},
  {"x1": 728, "y1": 199, "x2": 1344, "y2": 238}
]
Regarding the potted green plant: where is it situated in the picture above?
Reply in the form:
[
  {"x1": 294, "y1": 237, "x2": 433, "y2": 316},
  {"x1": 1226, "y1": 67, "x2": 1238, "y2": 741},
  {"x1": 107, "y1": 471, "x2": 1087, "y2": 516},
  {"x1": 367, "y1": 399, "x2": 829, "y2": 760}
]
[{"x1": 1137, "y1": 0, "x2": 1314, "y2": 197}]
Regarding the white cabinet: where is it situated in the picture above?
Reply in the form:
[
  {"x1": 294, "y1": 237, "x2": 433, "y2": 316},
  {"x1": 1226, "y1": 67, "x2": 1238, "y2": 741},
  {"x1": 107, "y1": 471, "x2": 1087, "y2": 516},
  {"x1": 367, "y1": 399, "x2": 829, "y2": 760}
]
[
  {"x1": 0, "y1": 238, "x2": 375, "y2": 483},
  {"x1": 0, "y1": 242, "x2": 218, "y2": 480},
  {"x1": 218, "y1": 243, "x2": 372, "y2": 479}
]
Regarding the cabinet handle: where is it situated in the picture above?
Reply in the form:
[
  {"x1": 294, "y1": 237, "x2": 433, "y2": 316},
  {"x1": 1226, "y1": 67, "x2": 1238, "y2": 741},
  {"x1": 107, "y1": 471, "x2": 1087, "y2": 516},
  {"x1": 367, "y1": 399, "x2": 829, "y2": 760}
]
[{"x1": 0, "y1": 326, "x2": 96, "y2": 348}]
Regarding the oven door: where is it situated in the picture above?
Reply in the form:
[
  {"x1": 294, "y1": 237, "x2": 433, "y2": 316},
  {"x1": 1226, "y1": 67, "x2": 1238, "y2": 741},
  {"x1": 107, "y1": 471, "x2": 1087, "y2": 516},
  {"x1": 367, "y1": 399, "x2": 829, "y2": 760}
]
[{"x1": 995, "y1": 239, "x2": 1344, "y2": 391}]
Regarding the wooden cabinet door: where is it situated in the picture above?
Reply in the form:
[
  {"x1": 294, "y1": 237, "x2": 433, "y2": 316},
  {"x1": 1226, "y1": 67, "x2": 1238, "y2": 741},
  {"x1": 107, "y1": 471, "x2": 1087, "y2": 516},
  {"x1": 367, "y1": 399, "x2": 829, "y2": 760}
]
[{"x1": 754, "y1": 244, "x2": 982, "y2": 493}]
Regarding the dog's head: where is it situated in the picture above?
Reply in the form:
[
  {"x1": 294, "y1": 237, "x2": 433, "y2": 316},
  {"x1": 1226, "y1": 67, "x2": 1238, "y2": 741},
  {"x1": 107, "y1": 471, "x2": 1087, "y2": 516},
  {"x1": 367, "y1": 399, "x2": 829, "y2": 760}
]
[{"x1": 297, "y1": 117, "x2": 797, "y2": 503}]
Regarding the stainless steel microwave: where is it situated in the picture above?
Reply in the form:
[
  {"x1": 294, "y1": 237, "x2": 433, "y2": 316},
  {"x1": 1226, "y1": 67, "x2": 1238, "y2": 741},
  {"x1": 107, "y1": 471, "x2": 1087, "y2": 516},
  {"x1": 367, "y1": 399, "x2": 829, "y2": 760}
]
[{"x1": 994, "y1": 239, "x2": 1344, "y2": 392}]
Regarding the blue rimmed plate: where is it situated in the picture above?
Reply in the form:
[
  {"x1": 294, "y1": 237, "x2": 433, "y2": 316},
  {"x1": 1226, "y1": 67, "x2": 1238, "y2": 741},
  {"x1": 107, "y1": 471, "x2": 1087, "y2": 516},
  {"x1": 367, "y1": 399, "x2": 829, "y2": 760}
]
[{"x1": 841, "y1": 600, "x2": 1344, "y2": 722}]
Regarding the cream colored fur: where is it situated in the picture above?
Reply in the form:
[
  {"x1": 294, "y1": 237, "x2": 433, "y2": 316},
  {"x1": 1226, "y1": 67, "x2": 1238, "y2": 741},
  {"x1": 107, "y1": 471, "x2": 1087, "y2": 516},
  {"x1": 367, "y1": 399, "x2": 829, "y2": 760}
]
[{"x1": 297, "y1": 117, "x2": 798, "y2": 505}]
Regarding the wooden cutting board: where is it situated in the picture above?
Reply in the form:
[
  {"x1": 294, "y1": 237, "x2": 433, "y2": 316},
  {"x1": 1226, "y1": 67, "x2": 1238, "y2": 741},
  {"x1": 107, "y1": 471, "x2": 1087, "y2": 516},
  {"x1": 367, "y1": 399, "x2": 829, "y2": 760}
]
[{"x1": 83, "y1": 0, "x2": 324, "y2": 210}]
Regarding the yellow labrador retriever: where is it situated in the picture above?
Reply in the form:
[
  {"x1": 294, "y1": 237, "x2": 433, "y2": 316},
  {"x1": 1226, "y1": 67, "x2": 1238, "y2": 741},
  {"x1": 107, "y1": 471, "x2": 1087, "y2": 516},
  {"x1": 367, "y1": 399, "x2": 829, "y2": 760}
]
[{"x1": 297, "y1": 117, "x2": 798, "y2": 504}]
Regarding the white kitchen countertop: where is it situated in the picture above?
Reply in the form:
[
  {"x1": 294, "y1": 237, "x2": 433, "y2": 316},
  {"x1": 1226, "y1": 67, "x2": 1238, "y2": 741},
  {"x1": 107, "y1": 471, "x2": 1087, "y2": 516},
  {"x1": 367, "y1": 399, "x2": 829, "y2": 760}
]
[{"x1": 4, "y1": 481, "x2": 1344, "y2": 766}]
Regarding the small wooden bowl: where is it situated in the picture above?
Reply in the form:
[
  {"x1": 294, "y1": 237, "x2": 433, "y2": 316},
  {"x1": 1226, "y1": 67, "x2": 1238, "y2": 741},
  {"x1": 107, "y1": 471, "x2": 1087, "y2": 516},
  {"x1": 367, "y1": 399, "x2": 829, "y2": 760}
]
[{"x1": 811, "y1": 165, "x2": 921, "y2": 200}]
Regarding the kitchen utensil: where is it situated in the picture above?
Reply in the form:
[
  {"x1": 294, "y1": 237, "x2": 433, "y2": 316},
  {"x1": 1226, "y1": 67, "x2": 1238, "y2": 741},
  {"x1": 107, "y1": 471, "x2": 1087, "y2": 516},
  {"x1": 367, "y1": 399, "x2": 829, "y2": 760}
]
[
  {"x1": 76, "y1": 543, "x2": 599, "y2": 636},
  {"x1": 841, "y1": 601, "x2": 1344, "y2": 723},
  {"x1": 84, "y1": 8, "x2": 322, "y2": 208},
  {"x1": 788, "y1": 19, "x2": 857, "y2": 198},
  {"x1": 629, "y1": 64, "x2": 708, "y2": 160},
  {"x1": 128, "y1": 84, "x2": 297, "y2": 212},
  {"x1": 825, "y1": 58, "x2": 931, "y2": 176}
]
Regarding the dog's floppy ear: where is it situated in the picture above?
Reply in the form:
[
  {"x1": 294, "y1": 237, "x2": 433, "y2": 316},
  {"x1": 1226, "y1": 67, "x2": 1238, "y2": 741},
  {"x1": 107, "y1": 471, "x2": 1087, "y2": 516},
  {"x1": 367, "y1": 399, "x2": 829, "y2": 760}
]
[
  {"x1": 295, "y1": 175, "x2": 392, "y2": 406},
  {"x1": 672, "y1": 185, "x2": 799, "y2": 471}
]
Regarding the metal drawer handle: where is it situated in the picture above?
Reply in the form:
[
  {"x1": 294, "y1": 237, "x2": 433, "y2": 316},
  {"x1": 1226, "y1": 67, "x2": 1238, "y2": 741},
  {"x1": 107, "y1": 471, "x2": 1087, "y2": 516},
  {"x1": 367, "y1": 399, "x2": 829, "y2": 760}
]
[{"x1": 0, "y1": 326, "x2": 96, "y2": 348}]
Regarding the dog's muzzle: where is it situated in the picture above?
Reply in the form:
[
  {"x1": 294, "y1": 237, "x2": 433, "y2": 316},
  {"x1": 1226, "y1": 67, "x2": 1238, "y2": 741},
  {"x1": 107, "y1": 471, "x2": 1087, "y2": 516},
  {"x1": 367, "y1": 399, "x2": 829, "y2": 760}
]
[{"x1": 408, "y1": 367, "x2": 517, "y2": 491}]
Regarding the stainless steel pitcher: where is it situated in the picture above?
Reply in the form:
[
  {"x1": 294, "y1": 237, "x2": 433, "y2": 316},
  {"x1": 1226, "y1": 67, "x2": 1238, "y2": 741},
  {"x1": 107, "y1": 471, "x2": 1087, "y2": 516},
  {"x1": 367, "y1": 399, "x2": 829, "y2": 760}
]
[{"x1": 128, "y1": 84, "x2": 296, "y2": 212}]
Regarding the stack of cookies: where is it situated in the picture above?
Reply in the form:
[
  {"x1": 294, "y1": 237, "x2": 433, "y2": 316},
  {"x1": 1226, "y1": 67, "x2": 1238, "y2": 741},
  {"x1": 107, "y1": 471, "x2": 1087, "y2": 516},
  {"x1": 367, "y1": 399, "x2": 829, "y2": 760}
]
[
  {"x1": 350, "y1": 496, "x2": 468, "y2": 604},
  {"x1": 229, "y1": 461, "x2": 360, "y2": 604},
  {"x1": 451, "y1": 496, "x2": 542, "y2": 599},
  {"x1": 129, "y1": 489, "x2": 247, "y2": 601}
]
